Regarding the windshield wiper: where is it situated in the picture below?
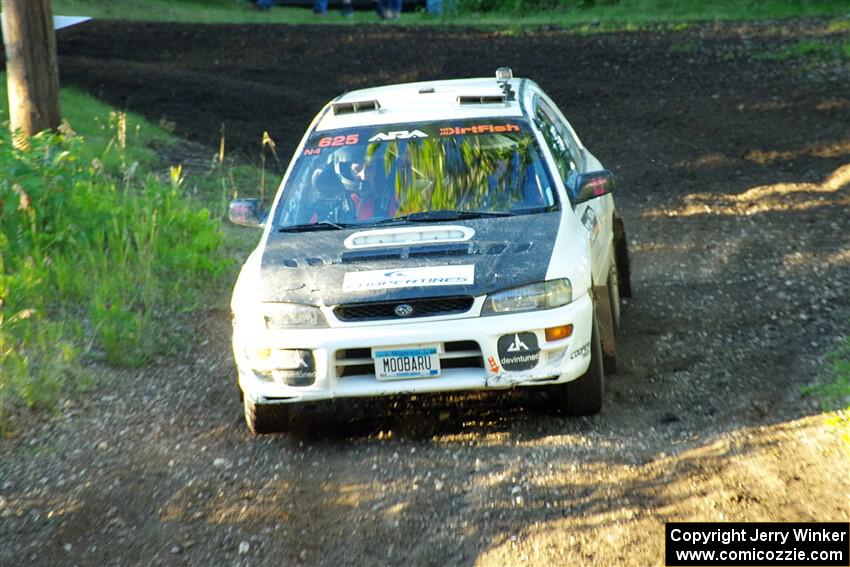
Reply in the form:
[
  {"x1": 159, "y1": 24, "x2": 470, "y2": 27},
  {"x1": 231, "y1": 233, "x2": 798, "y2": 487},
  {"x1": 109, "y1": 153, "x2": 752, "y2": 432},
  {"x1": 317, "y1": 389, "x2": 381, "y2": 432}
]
[
  {"x1": 400, "y1": 210, "x2": 516, "y2": 222},
  {"x1": 451, "y1": 210, "x2": 517, "y2": 219},
  {"x1": 509, "y1": 206, "x2": 553, "y2": 215},
  {"x1": 356, "y1": 217, "x2": 410, "y2": 227},
  {"x1": 278, "y1": 220, "x2": 352, "y2": 232},
  {"x1": 319, "y1": 210, "x2": 530, "y2": 231}
]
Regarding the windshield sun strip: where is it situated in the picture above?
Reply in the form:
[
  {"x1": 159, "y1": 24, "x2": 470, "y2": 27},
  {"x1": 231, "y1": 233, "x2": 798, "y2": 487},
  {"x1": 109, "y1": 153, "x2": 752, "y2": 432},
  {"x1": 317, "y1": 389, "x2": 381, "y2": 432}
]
[{"x1": 273, "y1": 119, "x2": 560, "y2": 231}]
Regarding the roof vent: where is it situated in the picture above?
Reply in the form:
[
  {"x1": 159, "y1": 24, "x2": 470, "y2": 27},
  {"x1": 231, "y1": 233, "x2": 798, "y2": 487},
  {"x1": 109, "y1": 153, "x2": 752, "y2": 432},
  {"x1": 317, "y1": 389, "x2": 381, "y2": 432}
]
[
  {"x1": 331, "y1": 100, "x2": 381, "y2": 115},
  {"x1": 457, "y1": 95, "x2": 507, "y2": 105}
]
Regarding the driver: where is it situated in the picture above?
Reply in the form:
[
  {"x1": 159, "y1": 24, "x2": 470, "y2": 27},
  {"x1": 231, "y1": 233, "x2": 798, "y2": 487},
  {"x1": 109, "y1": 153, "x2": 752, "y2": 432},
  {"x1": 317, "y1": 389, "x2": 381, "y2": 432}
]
[
  {"x1": 329, "y1": 146, "x2": 394, "y2": 221},
  {"x1": 333, "y1": 146, "x2": 372, "y2": 194}
]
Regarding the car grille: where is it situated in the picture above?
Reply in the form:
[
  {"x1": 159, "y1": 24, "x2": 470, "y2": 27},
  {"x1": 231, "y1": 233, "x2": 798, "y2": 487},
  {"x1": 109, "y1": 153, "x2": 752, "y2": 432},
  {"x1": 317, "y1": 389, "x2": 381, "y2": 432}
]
[
  {"x1": 335, "y1": 340, "x2": 484, "y2": 378},
  {"x1": 333, "y1": 296, "x2": 474, "y2": 322}
]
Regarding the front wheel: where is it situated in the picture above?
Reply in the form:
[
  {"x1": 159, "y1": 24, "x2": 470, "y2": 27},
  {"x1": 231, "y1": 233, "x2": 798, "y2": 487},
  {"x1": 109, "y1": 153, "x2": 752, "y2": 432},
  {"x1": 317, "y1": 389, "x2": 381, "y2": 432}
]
[
  {"x1": 243, "y1": 394, "x2": 290, "y2": 435},
  {"x1": 547, "y1": 313, "x2": 604, "y2": 416}
]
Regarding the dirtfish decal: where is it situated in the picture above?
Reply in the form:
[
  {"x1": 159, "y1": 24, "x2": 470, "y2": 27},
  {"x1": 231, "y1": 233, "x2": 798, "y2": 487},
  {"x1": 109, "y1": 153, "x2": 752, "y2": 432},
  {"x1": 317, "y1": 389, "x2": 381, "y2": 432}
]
[{"x1": 439, "y1": 124, "x2": 521, "y2": 136}]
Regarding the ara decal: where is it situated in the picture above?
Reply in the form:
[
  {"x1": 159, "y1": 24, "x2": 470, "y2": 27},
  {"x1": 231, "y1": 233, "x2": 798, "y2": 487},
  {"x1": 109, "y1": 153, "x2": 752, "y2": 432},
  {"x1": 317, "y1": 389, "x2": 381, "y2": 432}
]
[
  {"x1": 368, "y1": 130, "x2": 428, "y2": 142},
  {"x1": 487, "y1": 355, "x2": 501, "y2": 374}
]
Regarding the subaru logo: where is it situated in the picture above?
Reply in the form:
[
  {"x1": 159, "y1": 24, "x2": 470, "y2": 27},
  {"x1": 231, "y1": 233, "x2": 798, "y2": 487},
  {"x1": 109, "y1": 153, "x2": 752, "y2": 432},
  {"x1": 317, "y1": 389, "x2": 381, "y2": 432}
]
[{"x1": 394, "y1": 304, "x2": 414, "y2": 317}]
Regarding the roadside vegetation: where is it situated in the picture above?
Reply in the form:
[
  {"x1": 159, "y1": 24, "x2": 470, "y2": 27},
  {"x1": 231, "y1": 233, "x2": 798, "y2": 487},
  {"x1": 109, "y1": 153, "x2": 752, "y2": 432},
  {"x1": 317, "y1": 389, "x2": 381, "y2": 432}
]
[
  {"x1": 51, "y1": 0, "x2": 850, "y2": 27},
  {"x1": 754, "y1": 38, "x2": 850, "y2": 61},
  {"x1": 0, "y1": 82, "x2": 239, "y2": 435},
  {"x1": 16, "y1": 0, "x2": 849, "y2": 443},
  {"x1": 745, "y1": 22, "x2": 850, "y2": 62},
  {"x1": 804, "y1": 337, "x2": 850, "y2": 448},
  {"x1": 819, "y1": 337, "x2": 850, "y2": 412}
]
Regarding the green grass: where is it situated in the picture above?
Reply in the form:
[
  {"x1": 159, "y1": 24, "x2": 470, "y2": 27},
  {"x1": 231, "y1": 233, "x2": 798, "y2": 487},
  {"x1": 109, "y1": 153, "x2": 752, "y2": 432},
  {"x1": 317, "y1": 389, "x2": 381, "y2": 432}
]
[
  {"x1": 1, "y1": 78, "x2": 268, "y2": 224},
  {"x1": 51, "y1": 0, "x2": 850, "y2": 27},
  {"x1": 828, "y1": 19, "x2": 850, "y2": 33},
  {"x1": 0, "y1": 83, "x2": 175, "y2": 171},
  {"x1": 805, "y1": 336, "x2": 850, "y2": 413},
  {"x1": 0, "y1": 76, "x2": 254, "y2": 435},
  {"x1": 753, "y1": 39, "x2": 850, "y2": 61},
  {"x1": 803, "y1": 336, "x2": 850, "y2": 449},
  {"x1": 669, "y1": 39, "x2": 698, "y2": 53}
]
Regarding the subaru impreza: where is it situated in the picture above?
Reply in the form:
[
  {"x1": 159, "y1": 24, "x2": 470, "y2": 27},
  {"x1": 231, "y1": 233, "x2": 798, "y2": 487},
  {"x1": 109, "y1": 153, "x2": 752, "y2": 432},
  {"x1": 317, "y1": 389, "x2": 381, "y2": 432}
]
[{"x1": 229, "y1": 69, "x2": 631, "y2": 433}]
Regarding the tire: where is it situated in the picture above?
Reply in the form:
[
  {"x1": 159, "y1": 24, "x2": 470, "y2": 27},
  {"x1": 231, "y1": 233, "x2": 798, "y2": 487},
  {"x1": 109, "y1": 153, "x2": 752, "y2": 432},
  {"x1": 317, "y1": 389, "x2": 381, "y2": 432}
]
[
  {"x1": 613, "y1": 214, "x2": 632, "y2": 298},
  {"x1": 243, "y1": 394, "x2": 290, "y2": 435},
  {"x1": 548, "y1": 313, "x2": 604, "y2": 416}
]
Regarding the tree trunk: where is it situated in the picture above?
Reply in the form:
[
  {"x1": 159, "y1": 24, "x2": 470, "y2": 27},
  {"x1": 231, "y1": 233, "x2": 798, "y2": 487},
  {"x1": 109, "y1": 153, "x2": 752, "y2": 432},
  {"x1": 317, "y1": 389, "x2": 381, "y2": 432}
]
[{"x1": 2, "y1": 0, "x2": 61, "y2": 146}]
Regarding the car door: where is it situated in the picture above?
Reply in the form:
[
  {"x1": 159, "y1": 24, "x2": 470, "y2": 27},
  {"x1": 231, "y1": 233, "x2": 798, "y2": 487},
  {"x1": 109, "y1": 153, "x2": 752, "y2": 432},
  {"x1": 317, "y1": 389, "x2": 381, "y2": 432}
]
[{"x1": 532, "y1": 96, "x2": 611, "y2": 281}]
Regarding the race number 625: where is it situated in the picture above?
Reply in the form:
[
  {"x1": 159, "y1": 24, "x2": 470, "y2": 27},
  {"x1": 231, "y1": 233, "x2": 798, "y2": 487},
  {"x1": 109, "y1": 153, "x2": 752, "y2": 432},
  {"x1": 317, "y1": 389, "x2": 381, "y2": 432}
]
[{"x1": 318, "y1": 134, "x2": 359, "y2": 147}]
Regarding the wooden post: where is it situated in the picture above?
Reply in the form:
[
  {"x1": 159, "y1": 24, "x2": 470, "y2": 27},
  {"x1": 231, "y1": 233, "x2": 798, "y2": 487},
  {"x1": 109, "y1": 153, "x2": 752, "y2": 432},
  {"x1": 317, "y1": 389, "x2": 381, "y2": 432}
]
[{"x1": 1, "y1": 0, "x2": 61, "y2": 146}]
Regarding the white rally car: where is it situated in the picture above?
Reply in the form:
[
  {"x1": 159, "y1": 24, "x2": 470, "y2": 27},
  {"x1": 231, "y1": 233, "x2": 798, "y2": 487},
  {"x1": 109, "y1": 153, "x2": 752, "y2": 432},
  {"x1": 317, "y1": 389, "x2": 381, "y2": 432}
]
[{"x1": 229, "y1": 69, "x2": 631, "y2": 433}]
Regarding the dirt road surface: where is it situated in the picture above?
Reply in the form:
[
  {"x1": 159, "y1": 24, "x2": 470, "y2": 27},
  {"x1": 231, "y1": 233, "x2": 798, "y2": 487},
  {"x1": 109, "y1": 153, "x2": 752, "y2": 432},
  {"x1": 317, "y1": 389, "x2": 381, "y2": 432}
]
[{"x1": 2, "y1": 19, "x2": 849, "y2": 566}]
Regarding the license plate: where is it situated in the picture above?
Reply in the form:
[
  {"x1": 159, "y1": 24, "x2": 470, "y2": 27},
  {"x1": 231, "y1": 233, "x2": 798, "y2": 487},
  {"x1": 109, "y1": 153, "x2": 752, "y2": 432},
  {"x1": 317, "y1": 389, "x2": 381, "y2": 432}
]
[{"x1": 372, "y1": 344, "x2": 441, "y2": 380}]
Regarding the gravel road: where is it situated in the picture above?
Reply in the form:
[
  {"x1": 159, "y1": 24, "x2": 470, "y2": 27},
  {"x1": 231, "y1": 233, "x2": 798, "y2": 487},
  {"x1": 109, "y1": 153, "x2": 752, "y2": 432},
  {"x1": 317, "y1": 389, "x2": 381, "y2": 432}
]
[{"x1": 2, "y1": 18, "x2": 849, "y2": 566}]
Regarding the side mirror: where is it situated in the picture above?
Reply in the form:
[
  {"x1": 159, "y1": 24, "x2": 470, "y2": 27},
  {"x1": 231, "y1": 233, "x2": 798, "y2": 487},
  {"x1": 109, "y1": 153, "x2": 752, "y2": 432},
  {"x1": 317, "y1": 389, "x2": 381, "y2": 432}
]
[
  {"x1": 574, "y1": 170, "x2": 615, "y2": 204},
  {"x1": 228, "y1": 198, "x2": 265, "y2": 228}
]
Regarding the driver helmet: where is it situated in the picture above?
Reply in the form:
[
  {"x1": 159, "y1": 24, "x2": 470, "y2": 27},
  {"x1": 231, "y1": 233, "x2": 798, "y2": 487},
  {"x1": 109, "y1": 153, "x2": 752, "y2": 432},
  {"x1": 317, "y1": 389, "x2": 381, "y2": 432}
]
[{"x1": 332, "y1": 146, "x2": 369, "y2": 192}]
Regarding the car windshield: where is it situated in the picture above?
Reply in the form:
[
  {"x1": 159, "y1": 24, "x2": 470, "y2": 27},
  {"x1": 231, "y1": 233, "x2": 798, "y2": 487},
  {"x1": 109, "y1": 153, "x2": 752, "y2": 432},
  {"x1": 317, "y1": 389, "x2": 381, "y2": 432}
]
[{"x1": 272, "y1": 119, "x2": 558, "y2": 230}]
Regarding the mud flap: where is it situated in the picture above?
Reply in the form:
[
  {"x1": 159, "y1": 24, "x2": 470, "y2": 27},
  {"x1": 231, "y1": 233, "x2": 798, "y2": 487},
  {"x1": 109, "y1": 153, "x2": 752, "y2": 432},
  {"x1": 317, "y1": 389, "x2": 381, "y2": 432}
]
[
  {"x1": 593, "y1": 283, "x2": 617, "y2": 374},
  {"x1": 613, "y1": 212, "x2": 632, "y2": 298}
]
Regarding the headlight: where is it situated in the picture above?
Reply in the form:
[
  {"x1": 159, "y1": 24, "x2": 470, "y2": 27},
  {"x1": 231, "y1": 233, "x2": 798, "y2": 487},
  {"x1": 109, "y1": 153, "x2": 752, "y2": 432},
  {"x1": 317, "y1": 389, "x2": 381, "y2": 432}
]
[
  {"x1": 263, "y1": 302, "x2": 327, "y2": 329},
  {"x1": 481, "y1": 279, "x2": 572, "y2": 315}
]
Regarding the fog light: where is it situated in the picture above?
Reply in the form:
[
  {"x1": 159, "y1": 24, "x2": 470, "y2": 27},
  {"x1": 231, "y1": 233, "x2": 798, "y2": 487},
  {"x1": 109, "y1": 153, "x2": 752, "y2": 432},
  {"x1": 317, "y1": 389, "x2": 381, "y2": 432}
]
[
  {"x1": 545, "y1": 324, "x2": 573, "y2": 342},
  {"x1": 249, "y1": 348, "x2": 272, "y2": 361},
  {"x1": 274, "y1": 349, "x2": 311, "y2": 370}
]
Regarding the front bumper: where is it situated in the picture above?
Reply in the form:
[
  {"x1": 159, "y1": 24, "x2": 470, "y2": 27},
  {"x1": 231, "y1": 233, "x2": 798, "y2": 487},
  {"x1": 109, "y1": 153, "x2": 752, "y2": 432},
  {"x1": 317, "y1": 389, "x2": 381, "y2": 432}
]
[{"x1": 234, "y1": 294, "x2": 594, "y2": 405}]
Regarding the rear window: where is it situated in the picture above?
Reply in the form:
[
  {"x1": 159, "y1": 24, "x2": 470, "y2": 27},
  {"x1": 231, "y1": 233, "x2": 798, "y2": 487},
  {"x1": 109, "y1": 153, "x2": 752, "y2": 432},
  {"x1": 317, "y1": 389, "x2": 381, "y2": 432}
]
[{"x1": 272, "y1": 119, "x2": 558, "y2": 229}]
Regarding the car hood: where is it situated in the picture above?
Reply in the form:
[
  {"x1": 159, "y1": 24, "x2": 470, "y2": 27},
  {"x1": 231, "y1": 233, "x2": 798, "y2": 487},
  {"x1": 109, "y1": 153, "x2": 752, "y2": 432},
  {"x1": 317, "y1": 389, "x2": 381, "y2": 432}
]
[{"x1": 257, "y1": 212, "x2": 561, "y2": 306}]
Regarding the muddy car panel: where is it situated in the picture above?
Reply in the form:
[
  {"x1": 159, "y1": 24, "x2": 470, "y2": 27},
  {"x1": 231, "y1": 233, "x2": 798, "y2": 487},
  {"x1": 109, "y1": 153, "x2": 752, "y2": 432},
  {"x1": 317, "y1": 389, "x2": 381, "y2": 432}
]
[{"x1": 230, "y1": 72, "x2": 620, "y2": 422}]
